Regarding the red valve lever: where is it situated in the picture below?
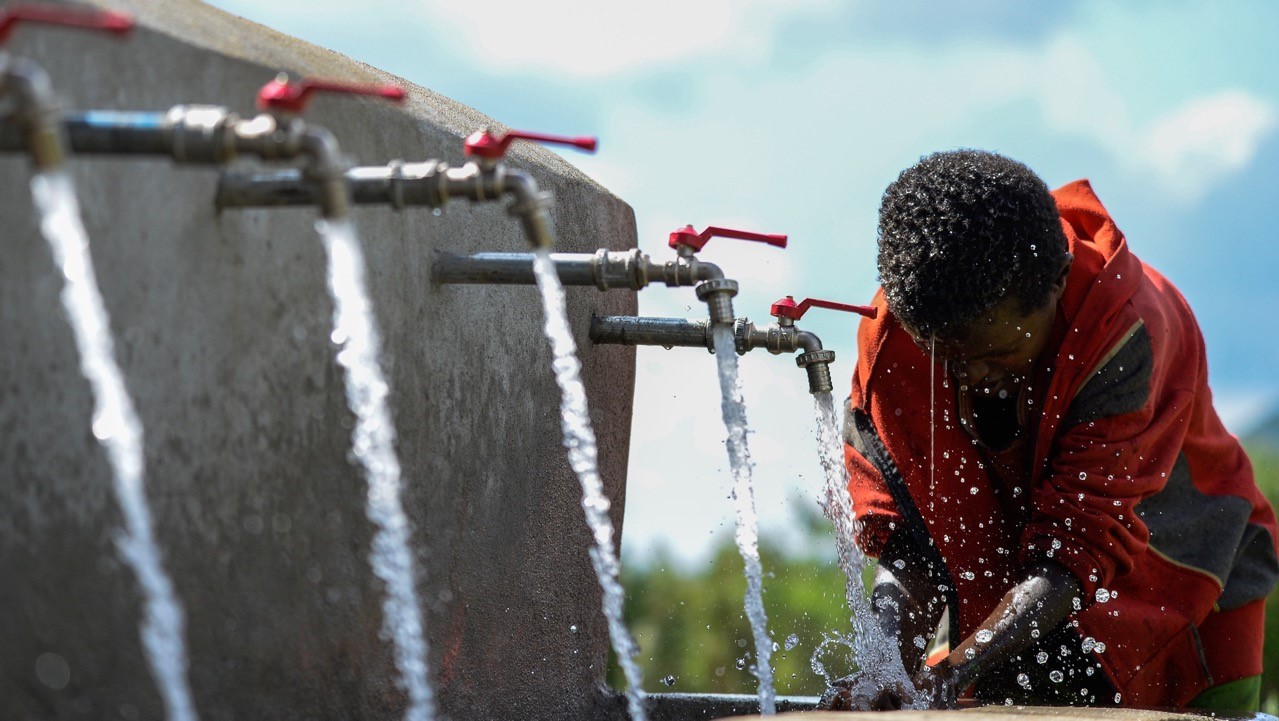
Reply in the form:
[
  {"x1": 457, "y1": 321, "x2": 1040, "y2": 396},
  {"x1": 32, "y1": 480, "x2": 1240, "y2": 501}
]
[
  {"x1": 464, "y1": 128, "x2": 597, "y2": 159},
  {"x1": 769, "y1": 296, "x2": 877, "y2": 321},
  {"x1": 0, "y1": 4, "x2": 132, "y2": 45},
  {"x1": 256, "y1": 75, "x2": 407, "y2": 114},
  {"x1": 667, "y1": 225, "x2": 788, "y2": 253}
]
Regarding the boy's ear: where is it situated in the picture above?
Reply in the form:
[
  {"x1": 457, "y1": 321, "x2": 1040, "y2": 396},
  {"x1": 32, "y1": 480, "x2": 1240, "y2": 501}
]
[{"x1": 1055, "y1": 254, "x2": 1073, "y2": 294}]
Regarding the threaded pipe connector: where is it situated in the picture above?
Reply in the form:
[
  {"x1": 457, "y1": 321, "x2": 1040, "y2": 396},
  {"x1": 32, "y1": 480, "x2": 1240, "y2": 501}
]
[
  {"x1": 796, "y1": 349, "x2": 836, "y2": 395},
  {"x1": 696, "y1": 278, "x2": 738, "y2": 325}
]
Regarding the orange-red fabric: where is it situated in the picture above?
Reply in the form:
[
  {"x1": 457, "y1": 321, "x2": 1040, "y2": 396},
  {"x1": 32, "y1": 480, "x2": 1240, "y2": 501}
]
[{"x1": 845, "y1": 179, "x2": 1277, "y2": 707}]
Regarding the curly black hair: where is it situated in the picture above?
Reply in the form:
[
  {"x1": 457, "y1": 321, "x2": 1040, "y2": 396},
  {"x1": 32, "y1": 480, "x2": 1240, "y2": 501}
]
[{"x1": 877, "y1": 149, "x2": 1068, "y2": 339}]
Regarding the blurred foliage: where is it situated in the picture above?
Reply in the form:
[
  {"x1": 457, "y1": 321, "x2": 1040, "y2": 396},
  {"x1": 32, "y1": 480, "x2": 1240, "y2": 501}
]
[
  {"x1": 1252, "y1": 445, "x2": 1279, "y2": 714},
  {"x1": 607, "y1": 498, "x2": 872, "y2": 696},
  {"x1": 611, "y1": 445, "x2": 1279, "y2": 709}
]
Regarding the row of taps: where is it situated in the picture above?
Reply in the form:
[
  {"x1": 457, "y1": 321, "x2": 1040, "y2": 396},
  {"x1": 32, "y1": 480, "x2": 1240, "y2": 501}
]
[{"x1": 0, "y1": 3, "x2": 877, "y2": 394}]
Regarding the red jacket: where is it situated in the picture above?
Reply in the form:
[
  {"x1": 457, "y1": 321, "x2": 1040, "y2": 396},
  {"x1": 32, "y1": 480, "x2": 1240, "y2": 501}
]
[{"x1": 845, "y1": 180, "x2": 1278, "y2": 706}]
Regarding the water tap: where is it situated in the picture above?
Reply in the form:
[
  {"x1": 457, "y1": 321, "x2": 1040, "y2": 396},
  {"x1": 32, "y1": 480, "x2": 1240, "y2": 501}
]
[
  {"x1": 249, "y1": 74, "x2": 405, "y2": 217},
  {"x1": 212, "y1": 125, "x2": 597, "y2": 248},
  {"x1": 758, "y1": 296, "x2": 876, "y2": 394},
  {"x1": 0, "y1": 4, "x2": 134, "y2": 168},
  {"x1": 590, "y1": 294, "x2": 874, "y2": 394},
  {"x1": 666, "y1": 225, "x2": 787, "y2": 326},
  {"x1": 452, "y1": 128, "x2": 597, "y2": 248}
]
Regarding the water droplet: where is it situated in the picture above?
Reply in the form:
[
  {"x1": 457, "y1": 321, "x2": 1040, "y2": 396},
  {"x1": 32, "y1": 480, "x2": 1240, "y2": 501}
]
[
  {"x1": 661, "y1": 675, "x2": 676, "y2": 686},
  {"x1": 784, "y1": 634, "x2": 799, "y2": 650},
  {"x1": 1095, "y1": 588, "x2": 1112, "y2": 604},
  {"x1": 969, "y1": 486, "x2": 979, "y2": 495},
  {"x1": 1036, "y1": 651, "x2": 1049, "y2": 664},
  {"x1": 893, "y1": 559, "x2": 906, "y2": 569},
  {"x1": 960, "y1": 571, "x2": 976, "y2": 580},
  {"x1": 1081, "y1": 637, "x2": 1096, "y2": 653},
  {"x1": 1016, "y1": 673, "x2": 1032, "y2": 690},
  {"x1": 965, "y1": 647, "x2": 976, "y2": 659},
  {"x1": 35, "y1": 652, "x2": 70, "y2": 690},
  {"x1": 976, "y1": 630, "x2": 993, "y2": 644},
  {"x1": 570, "y1": 624, "x2": 578, "y2": 633},
  {"x1": 1093, "y1": 642, "x2": 1106, "y2": 654},
  {"x1": 1050, "y1": 670, "x2": 1064, "y2": 683},
  {"x1": 735, "y1": 657, "x2": 747, "y2": 670}
]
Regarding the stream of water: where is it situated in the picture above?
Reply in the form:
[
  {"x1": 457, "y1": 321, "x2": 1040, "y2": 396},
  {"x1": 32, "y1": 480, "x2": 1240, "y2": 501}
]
[
  {"x1": 318, "y1": 217, "x2": 434, "y2": 721},
  {"x1": 811, "y1": 391, "x2": 917, "y2": 705},
  {"x1": 709, "y1": 324, "x2": 776, "y2": 714},
  {"x1": 32, "y1": 170, "x2": 199, "y2": 721},
  {"x1": 531, "y1": 249, "x2": 648, "y2": 721}
]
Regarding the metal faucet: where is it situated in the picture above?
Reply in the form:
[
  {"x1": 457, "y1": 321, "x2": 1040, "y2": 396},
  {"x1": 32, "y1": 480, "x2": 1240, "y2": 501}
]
[
  {"x1": 0, "y1": 70, "x2": 406, "y2": 219},
  {"x1": 589, "y1": 295, "x2": 876, "y2": 394},
  {"x1": 432, "y1": 224, "x2": 788, "y2": 326},
  {"x1": 213, "y1": 127, "x2": 598, "y2": 248},
  {"x1": 0, "y1": 4, "x2": 133, "y2": 170}
]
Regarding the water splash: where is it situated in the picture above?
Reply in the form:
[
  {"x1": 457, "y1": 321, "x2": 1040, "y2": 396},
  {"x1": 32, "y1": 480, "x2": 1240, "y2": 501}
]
[
  {"x1": 319, "y1": 217, "x2": 434, "y2": 721},
  {"x1": 710, "y1": 325, "x2": 775, "y2": 714},
  {"x1": 32, "y1": 171, "x2": 199, "y2": 721},
  {"x1": 811, "y1": 391, "x2": 917, "y2": 707},
  {"x1": 531, "y1": 249, "x2": 647, "y2": 721}
]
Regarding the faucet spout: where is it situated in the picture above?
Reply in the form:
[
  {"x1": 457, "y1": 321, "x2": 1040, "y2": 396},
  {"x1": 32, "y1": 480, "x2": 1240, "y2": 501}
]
[{"x1": 0, "y1": 54, "x2": 66, "y2": 169}]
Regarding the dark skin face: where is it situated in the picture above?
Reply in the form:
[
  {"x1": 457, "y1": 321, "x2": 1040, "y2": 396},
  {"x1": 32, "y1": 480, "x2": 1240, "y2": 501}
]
[{"x1": 902, "y1": 255, "x2": 1073, "y2": 398}]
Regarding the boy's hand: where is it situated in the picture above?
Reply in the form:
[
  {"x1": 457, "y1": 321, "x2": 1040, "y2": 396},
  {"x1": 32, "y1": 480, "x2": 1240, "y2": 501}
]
[{"x1": 817, "y1": 673, "x2": 917, "y2": 711}]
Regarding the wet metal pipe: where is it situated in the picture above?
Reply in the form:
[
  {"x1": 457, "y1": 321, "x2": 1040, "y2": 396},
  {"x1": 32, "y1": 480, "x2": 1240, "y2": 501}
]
[
  {"x1": 589, "y1": 314, "x2": 836, "y2": 394},
  {"x1": 432, "y1": 249, "x2": 732, "y2": 296},
  {"x1": 589, "y1": 315, "x2": 712, "y2": 351}
]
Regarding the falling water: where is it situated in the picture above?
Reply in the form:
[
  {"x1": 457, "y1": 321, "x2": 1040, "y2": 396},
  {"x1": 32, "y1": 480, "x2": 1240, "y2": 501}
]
[
  {"x1": 32, "y1": 171, "x2": 199, "y2": 721},
  {"x1": 319, "y1": 217, "x2": 434, "y2": 721},
  {"x1": 709, "y1": 325, "x2": 776, "y2": 714},
  {"x1": 530, "y1": 249, "x2": 648, "y2": 721},
  {"x1": 811, "y1": 391, "x2": 916, "y2": 704}
]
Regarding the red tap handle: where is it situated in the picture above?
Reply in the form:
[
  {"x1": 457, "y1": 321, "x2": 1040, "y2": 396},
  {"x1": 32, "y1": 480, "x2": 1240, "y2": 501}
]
[
  {"x1": 256, "y1": 75, "x2": 407, "y2": 114},
  {"x1": 463, "y1": 128, "x2": 598, "y2": 159},
  {"x1": 667, "y1": 225, "x2": 788, "y2": 253},
  {"x1": 0, "y1": 4, "x2": 133, "y2": 45},
  {"x1": 770, "y1": 296, "x2": 877, "y2": 320}
]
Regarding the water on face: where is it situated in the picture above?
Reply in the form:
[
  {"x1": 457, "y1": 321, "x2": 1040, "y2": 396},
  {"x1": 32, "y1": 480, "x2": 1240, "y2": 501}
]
[
  {"x1": 319, "y1": 217, "x2": 434, "y2": 721},
  {"x1": 531, "y1": 249, "x2": 648, "y2": 721},
  {"x1": 710, "y1": 324, "x2": 776, "y2": 715},
  {"x1": 33, "y1": 171, "x2": 199, "y2": 721},
  {"x1": 811, "y1": 391, "x2": 918, "y2": 706}
]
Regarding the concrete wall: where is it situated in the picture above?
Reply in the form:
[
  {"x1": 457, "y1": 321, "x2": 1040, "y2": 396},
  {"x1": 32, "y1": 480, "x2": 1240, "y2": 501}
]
[{"x1": 0, "y1": 1, "x2": 637, "y2": 719}]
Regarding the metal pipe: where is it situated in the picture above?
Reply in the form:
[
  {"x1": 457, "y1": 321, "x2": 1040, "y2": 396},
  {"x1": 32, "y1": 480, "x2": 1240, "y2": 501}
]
[
  {"x1": 215, "y1": 162, "x2": 446, "y2": 209},
  {"x1": 434, "y1": 252, "x2": 599, "y2": 286},
  {"x1": 589, "y1": 315, "x2": 712, "y2": 351},
  {"x1": 432, "y1": 249, "x2": 649, "y2": 290},
  {"x1": 592, "y1": 312, "x2": 836, "y2": 394}
]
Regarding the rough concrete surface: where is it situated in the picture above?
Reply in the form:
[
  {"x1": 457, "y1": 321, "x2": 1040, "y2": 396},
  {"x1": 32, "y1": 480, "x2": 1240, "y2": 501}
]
[{"x1": 0, "y1": 1, "x2": 637, "y2": 719}]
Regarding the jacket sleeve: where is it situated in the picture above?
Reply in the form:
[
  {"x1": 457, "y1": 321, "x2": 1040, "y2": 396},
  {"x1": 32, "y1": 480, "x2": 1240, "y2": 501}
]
[
  {"x1": 844, "y1": 396, "x2": 905, "y2": 559},
  {"x1": 1020, "y1": 322, "x2": 1193, "y2": 601}
]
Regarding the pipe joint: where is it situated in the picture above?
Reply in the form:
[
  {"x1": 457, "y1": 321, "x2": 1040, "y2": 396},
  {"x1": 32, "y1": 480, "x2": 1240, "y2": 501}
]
[
  {"x1": 695, "y1": 278, "x2": 738, "y2": 325},
  {"x1": 796, "y1": 349, "x2": 836, "y2": 395},
  {"x1": 1, "y1": 55, "x2": 64, "y2": 168}
]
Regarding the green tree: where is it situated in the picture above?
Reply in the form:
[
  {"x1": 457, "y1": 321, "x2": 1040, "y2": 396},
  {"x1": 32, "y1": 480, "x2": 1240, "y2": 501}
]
[{"x1": 609, "y1": 498, "x2": 869, "y2": 696}]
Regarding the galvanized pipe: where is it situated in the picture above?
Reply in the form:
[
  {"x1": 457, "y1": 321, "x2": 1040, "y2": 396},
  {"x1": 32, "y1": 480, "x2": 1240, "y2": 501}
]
[
  {"x1": 591, "y1": 313, "x2": 836, "y2": 394},
  {"x1": 589, "y1": 315, "x2": 713, "y2": 352}
]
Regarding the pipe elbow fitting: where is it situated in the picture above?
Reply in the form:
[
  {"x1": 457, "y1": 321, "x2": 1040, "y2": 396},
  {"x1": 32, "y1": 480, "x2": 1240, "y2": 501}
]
[
  {"x1": 502, "y1": 168, "x2": 554, "y2": 249},
  {"x1": 2, "y1": 57, "x2": 64, "y2": 168},
  {"x1": 299, "y1": 126, "x2": 351, "y2": 218},
  {"x1": 796, "y1": 329, "x2": 824, "y2": 355}
]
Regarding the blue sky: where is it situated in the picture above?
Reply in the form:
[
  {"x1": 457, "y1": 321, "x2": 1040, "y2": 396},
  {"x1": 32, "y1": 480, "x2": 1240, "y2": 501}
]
[{"x1": 205, "y1": 0, "x2": 1279, "y2": 564}]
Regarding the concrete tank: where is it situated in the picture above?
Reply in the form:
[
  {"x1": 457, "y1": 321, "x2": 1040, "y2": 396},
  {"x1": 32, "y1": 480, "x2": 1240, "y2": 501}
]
[{"x1": 0, "y1": 1, "x2": 637, "y2": 719}]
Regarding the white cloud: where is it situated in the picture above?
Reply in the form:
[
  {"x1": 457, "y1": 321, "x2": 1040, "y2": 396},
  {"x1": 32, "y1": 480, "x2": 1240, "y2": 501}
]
[
  {"x1": 421, "y1": 0, "x2": 737, "y2": 77},
  {"x1": 1140, "y1": 90, "x2": 1278, "y2": 199}
]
